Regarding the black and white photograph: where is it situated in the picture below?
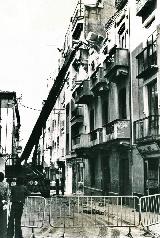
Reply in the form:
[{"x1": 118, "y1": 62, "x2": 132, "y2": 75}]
[{"x1": 0, "y1": 0, "x2": 160, "y2": 237}]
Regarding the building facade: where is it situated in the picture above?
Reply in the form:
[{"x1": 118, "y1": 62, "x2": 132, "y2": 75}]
[
  {"x1": 45, "y1": 0, "x2": 160, "y2": 196},
  {"x1": 0, "y1": 91, "x2": 20, "y2": 174}
]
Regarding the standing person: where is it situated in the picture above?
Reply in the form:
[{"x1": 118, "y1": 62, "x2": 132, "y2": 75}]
[
  {"x1": 7, "y1": 177, "x2": 30, "y2": 238},
  {"x1": 0, "y1": 172, "x2": 10, "y2": 238},
  {"x1": 60, "y1": 177, "x2": 65, "y2": 195}
]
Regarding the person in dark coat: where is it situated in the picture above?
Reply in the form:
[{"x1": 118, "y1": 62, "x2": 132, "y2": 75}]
[
  {"x1": 7, "y1": 177, "x2": 30, "y2": 238},
  {"x1": 0, "y1": 172, "x2": 10, "y2": 238}
]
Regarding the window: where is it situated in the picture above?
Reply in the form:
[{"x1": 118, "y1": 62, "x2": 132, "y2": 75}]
[
  {"x1": 118, "y1": 23, "x2": 128, "y2": 48},
  {"x1": 58, "y1": 113, "x2": 60, "y2": 126},
  {"x1": 66, "y1": 134, "x2": 69, "y2": 155},
  {"x1": 90, "y1": 157, "x2": 96, "y2": 186},
  {"x1": 148, "y1": 80, "x2": 158, "y2": 115},
  {"x1": 57, "y1": 136, "x2": 59, "y2": 149},
  {"x1": 119, "y1": 88, "x2": 126, "y2": 119},
  {"x1": 102, "y1": 96, "x2": 109, "y2": 125},
  {"x1": 90, "y1": 109, "x2": 94, "y2": 131},
  {"x1": 52, "y1": 120, "x2": 55, "y2": 130}
]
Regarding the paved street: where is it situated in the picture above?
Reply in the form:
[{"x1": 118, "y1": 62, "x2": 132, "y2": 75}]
[
  {"x1": 19, "y1": 196, "x2": 160, "y2": 238},
  {"x1": 22, "y1": 222, "x2": 160, "y2": 238}
]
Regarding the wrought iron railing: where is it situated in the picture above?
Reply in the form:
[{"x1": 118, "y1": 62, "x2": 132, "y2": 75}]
[
  {"x1": 134, "y1": 115, "x2": 160, "y2": 142},
  {"x1": 137, "y1": 41, "x2": 157, "y2": 78}
]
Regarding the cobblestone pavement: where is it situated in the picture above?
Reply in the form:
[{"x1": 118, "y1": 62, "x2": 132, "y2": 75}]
[
  {"x1": 20, "y1": 197, "x2": 160, "y2": 238},
  {"x1": 22, "y1": 224, "x2": 160, "y2": 238}
]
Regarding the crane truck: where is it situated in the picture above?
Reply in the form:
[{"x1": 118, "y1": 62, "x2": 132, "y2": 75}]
[{"x1": 5, "y1": 41, "x2": 83, "y2": 197}]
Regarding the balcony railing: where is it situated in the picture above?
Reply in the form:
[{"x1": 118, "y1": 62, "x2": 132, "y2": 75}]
[
  {"x1": 90, "y1": 67, "x2": 109, "y2": 94},
  {"x1": 72, "y1": 134, "x2": 90, "y2": 150},
  {"x1": 134, "y1": 115, "x2": 160, "y2": 143},
  {"x1": 136, "y1": 42, "x2": 157, "y2": 79},
  {"x1": 71, "y1": 106, "x2": 83, "y2": 126},
  {"x1": 105, "y1": 48, "x2": 129, "y2": 80},
  {"x1": 74, "y1": 80, "x2": 93, "y2": 104},
  {"x1": 89, "y1": 128, "x2": 103, "y2": 146},
  {"x1": 136, "y1": 0, "x2": 156, "y2": 16},
  {"x1": 103, "y1": 119, "x2": 130, "y2": 142}
]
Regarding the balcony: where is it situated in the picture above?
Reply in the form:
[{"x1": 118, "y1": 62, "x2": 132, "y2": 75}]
[
  {"x1": 71, "y1": 1, "x2": 84, "y2": 40},
  {"x1": 136, "y1": 0, "x2": 156, "y2": 17},
  {"x1": 103, "y1": 119, "x2": 130, "y2": 142},
  {"x1": 115, "y1": 0, "x2": 128, "y2": 10},
  {"x1": 134, "y1": 115, "x2": 160, "y2": 143},
  {"x1": 105, "y1": 48, "x2": 129, "y2": 81},
  {"x1": 71, "y1": 106, "x2": 83, "y2": 127},
  {"x1": 90, "y1": 67, "x2": 109, "y2": 95},
  {"x1": 136, "y1": 42, "x2": 157, "y2": 79},
  {"x1": 89, "y1": 128, "x2": 103, "y2": 147},
  {"x1": 72, "y1": 134, "x2": 90, "y2": 150},
  {"x1": 74, "y1": 80, "x2": 93, "y2": 104}
]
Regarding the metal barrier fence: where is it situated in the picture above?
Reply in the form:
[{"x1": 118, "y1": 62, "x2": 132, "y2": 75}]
[
  {"x1": 21, "y1": 196, "x2": 46, "y2": 237},
  {"x1": 140, "y1": 194, "x2": 160, "y2": 227},
  {"x1": 20, "y1": 195, "x2": 160, "y2": 237},
  {"x1": 49, "y1": 196, "x2": 139, "y2": 232}
]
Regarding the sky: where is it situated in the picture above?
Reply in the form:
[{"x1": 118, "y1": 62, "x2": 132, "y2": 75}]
[{"x1": 0, "y1": 0, "x2": 76, "y2": 148}]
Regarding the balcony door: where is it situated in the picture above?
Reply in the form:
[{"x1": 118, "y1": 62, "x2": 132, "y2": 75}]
[
  {"x1": 102, "y1": 96, "x2": 109, "y2": 125},
  {"x1": 119, "y1": 88, "x2": 126, "y2": 119},
  {"x1": 148, "y1": 80, "x2": 158, "y2": 115},
  {"x1": 119, "y1": 154, "x2": 129, "y2": 195},
  {"x1": 90, "y1": 109, "x2": 94, "y2": 131},
  {"x1": 147, "y1": 80, "x2": 158, "y2": 136},
  {"x1": 101, "y1": 153, "x2": 110, "y2": 195},
  {"x1": 144, "y1": 159, "x2": 160, "y2": 195}
]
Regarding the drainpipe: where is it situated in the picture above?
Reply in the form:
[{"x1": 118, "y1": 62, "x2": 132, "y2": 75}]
[{"x1": 128, "y1": 0, "x2": 134, "y2": 196}]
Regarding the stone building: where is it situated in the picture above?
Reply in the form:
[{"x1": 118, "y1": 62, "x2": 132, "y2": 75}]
[
  {"x1": 45, "y1": 0, "x2": 160, "y2": 196},
  {"x1": 0, "y1": 91, "x2": 20, "y2": 174}
]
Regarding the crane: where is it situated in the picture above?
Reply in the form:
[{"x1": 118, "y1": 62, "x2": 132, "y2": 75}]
[{"x1": 5, "y1": 41, "x2": 83, "y2": 197}]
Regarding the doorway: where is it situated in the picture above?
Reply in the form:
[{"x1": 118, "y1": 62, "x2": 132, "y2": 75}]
[
  {"x1": 101, "y1": 153, "x2": 110, "y2": 195},
  {"x1": 119, "y1": 154, "x2": 129, "y2": 195},
  {"x1": 144, "y1": 158, "x2": 159, "y2": 195}
]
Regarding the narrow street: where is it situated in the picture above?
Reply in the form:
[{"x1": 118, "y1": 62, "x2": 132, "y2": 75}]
[
  {"x1": 1, "y1": 1, "x2": 160, "y2": 238},
  {"x1": 20, "y1": 196, "x2": 160, "y2": 238}
]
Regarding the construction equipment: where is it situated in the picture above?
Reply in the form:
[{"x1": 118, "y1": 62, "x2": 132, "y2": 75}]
[{"x1": 5, "y1": 42, "x2": 83, "y2": 197}]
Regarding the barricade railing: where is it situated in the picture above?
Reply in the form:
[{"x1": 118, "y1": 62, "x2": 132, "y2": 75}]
[
  {"x1": 140, "y1": 194, "x2": 160, "y2": 235},
  {"x1": 21, "y1": 196, "x2": 46, "y2": 238},
  {"x1": 49, "y1": 195, "x2": 139, "y2": 236},
  {"x1": 18, "y1": 194, "x2": 160, "y2": 237}
]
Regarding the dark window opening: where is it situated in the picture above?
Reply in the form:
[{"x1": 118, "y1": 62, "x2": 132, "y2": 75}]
[
  {"x1": 57, "y1": 136, "x2": 59, "y2": 149},
  {"x1": 90, "y1": 157, "x2": 96, "y2": 187},
  {"x1": 71, "y1": 125, "x2": 79, "y2": 138},
  {"x1": 102, "y1": 97, "x2": 109, "y2": 125},
  {"x1": 119, "y1": 88, "x2": 126, "y2": 119},
  {"x1": 148, "y1": 80, "x2": 158, "y2": 115},
  {"x1": 90, "y1": 109, "x2": 95, "y2": 131},
  {"x1": 66, "y1": 134, "x2": 69, "y2": 155}
]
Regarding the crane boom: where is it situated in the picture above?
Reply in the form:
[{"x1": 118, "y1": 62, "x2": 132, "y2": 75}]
[{"x1": 20, "y1": 42, "x2": 82, "y2": 163}]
